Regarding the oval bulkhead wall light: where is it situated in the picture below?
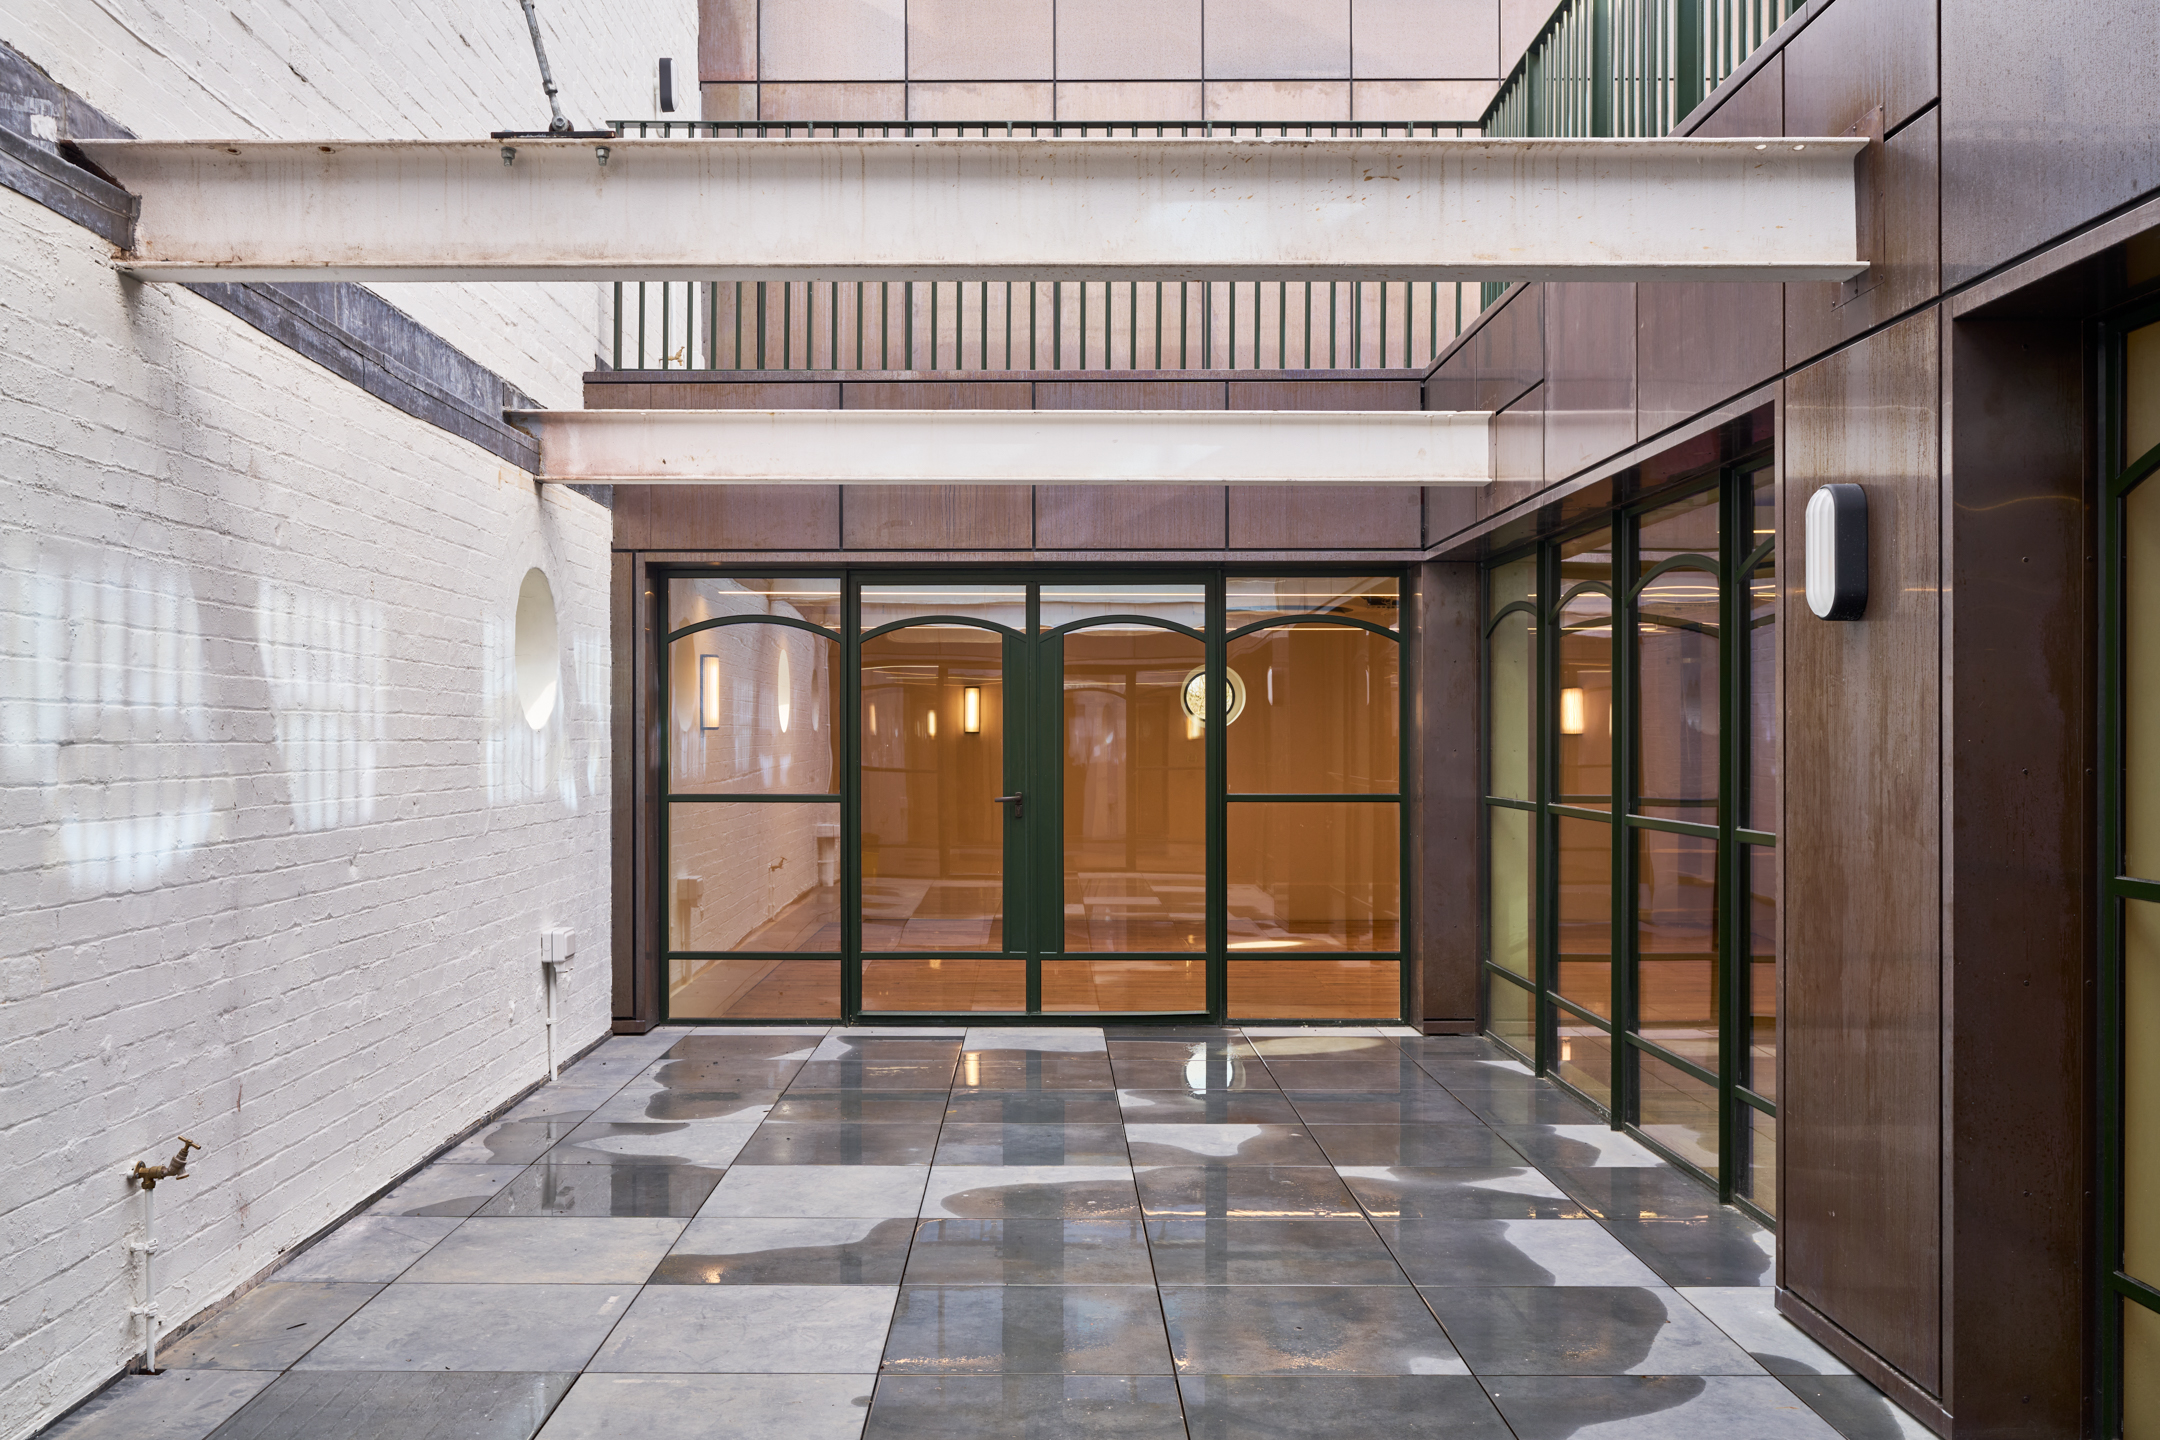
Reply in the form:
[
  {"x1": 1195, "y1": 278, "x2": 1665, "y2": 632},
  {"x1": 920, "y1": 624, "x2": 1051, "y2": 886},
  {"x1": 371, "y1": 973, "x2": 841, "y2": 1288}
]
[{"x1": 1804, "y1": 483, "x2": 1869, "y2": 621}]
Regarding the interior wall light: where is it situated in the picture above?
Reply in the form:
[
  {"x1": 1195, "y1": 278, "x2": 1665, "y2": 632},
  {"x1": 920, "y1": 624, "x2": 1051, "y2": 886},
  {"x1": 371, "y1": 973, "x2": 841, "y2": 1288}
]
[
  {"x1": 775, "y1": 648, "x2": 792, "y2": 732},
  {"x1": 963, "y1": 685, "x2": 982, "y2": 734},
  {"x1": 1558, "y1": 687, "x2": 1586, "y2": 736},
  {"x1": 1805, "y1": 483, "x2": 1869, "y2": 620},
  {"x1": 927, "y1": 709, "x2": 938, "y2": 738},
  {"x1": 1181, "y1": 666, "x2": 1248, "y2": 729},
  {"x1": 699, "y1": 655, "x2": 721, "y2": 730}
]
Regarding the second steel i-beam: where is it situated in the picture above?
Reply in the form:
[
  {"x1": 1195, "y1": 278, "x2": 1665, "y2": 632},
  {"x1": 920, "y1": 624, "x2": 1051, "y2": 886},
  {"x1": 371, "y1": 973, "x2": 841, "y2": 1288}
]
[{"x1": 76, "y1": 135, "x2": 1869, "y2": 284}]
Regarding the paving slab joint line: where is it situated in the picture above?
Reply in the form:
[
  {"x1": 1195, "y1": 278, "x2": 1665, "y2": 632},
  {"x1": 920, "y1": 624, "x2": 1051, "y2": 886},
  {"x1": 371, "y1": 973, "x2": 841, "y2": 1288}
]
[{"x1": 49, "y1": 1026, "x2": 622, "y2": 1426}]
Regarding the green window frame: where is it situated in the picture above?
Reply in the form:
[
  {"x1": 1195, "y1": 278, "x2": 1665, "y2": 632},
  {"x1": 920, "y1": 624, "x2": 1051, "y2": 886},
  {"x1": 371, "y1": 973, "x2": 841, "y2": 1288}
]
[{"x1": 1480, "y1": 458, "x2": 1778, "y2": 1223}]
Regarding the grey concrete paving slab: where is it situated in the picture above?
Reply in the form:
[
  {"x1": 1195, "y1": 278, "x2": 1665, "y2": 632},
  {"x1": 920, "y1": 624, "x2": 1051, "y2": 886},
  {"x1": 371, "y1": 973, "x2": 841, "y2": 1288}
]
[
  {"x1": 1160, "y1": 1285, "x2": 1469, "y2": 1376},
  {"x1": 276, "y1": 1218, "x2": 459, "y2": 1282},
  {"x1": 880, "y1": 1285, "x2": 1172, "y2": 1375},
  {"x1": 292, "y1": 1284, "x2": 632, "y2": 1372},
  {"x1": 204, "y1": 1371, "x2": 576, "y2": 1440},
  {"x1": 40, "y1": 1371, "x2": 277, "y2": 1440},
  {"x1": 399, "y1": 1217, "x2": 684, "y2": 1283},
  {"x1": 157, "y1": 1283, "x2": 383, "y2": 1371},
  {"x1": 863, "y1": 1375, "x2": 1186, "y2": 1438},
  {"x1": 697, "y1": 1164, "x2": 929, "y2": 1218},
  {"x1": 1484, "y1": 1374, "x2": 1844, "y2": 1439},
  {"x1": 589, "y1": 1284, "x2": 898, "y2": 1373},
  {"x1": 536, "y1": 1374, "x2": 876, "y2": 1440},
  {"x1": 653, "y1": 1216, "x2": 915, "y2": 1285},
  {"x1": 1177, "y1": 1375, "x2": 1515, "y2": 1439}
]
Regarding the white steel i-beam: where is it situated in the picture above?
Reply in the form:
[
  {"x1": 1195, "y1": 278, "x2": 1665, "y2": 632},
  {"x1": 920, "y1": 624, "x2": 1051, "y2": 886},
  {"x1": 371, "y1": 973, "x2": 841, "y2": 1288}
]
[
  {"x1": 506, "y1": 409, "x2": 1494, "y2": 486},
  {"x1": 76, "y1": 136, "x2": 1868, "y2": 284}
]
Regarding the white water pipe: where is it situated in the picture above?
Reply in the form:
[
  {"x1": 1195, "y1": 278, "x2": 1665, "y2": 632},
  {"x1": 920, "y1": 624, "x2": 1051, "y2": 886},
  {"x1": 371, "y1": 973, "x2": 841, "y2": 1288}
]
[
  {"x1": 542, "y1": 929, "x2": 576, "y2": 1081},
  {"x1": 124, "y1": 1137, "x2": 199, "y2": 1373}
]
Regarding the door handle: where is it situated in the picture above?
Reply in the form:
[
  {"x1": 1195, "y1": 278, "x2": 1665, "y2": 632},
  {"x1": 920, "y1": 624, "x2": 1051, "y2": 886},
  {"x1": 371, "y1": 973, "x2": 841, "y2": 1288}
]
[{"x1": 993, "y1": 792, "x2": 1025, "y2": 820}]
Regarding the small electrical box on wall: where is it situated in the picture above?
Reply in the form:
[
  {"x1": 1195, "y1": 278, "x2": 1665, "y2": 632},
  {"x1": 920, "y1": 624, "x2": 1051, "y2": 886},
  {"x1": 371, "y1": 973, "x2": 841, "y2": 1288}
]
[
  {"x1": 657, "y1": 57, "x2": 676, "y2": 113},
  {"x1": 1804, "y1": 483, "x2": 1869, "y2": 620},
  {"x1": 543, "y1": 928, "x2": 577, "y2": 972}
]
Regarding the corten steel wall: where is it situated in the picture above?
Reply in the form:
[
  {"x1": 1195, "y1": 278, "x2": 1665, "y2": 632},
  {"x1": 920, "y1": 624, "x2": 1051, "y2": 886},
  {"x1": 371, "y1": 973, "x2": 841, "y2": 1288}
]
[
  {"x1": 695, "y1": 0, "x2": 1505, "y2": 125},
  {"x1": 594, "y1": 369, "x2": 1480, "y2": 1037},
  {"x1": 0, "y1": 3, "x2": 691, "y2": 1436},
  {"x1": 1418, "y1": 0, "x2": 2138, "y2": 1431}
]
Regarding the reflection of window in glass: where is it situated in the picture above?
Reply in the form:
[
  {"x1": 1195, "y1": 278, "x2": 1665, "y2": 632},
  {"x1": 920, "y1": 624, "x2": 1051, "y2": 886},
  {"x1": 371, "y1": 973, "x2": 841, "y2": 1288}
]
[
  {"x1": 1555, "y1": 818, "x2": 1612, "y2": 1019},
  {"x1": 1747, "y1": 470, "x2": 1777, "y2": 833},
  {"x1": 1225, "y1": 625, "x2": 1399, "y2": 794},
  {"x1": 1636, "y1": 829, "x2": 1720, "y2": 1068},
  {"x1": 1636, "y1": 562, "x2": 1720, "y2": 823},
  {"x1": 1225, "y1": 803, "x2": 1399, "y2": 951},
  {"x1": 861, "y1": 584, "x2": 1026, "y2": 633},
  {"x1": 669, "y1": 626, "x2": 838, "y2": 794},
  {"x1": 1487, "y1": 557, "x2": 1538, "y2": 801},
  {"x1": 1227, "y1": 958, "x2": 1399, "y2": 1020},
  {"x1": 1039, "y1": 583, "x2": 1204, "y2": 632},
  {"x1": 860, "y1": 626, "x2": 1006, "y2": 953},
  {"x1": 1556, "y1": 593, "x2": 1613, "y2": 809},
  {"x1": 1061, "y1": 626, "x2": 1206, "y2": 954},
  {"x1": 1486, "y1": 807, "x2": 1534, "y2": 977},
  {"x1": 1227, "y1": 575, "x2": 1400, "y2": 629},
  {"x1": 670, "y1": 576, "x2": 841, "y2": 632}
]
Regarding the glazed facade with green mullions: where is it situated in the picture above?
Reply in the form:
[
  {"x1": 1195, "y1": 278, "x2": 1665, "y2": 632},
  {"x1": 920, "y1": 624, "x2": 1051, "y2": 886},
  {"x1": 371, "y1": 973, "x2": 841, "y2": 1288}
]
[
  {"x1": 1483, "y1": 461, "x2": 1777, "y2": 1222},
  {"x1": 2101, "y1": 309, "x2": 2160, "y2": 1440},
  {"x1": 660, "y1": 571, "x2": 1409, "y2": 1027}
]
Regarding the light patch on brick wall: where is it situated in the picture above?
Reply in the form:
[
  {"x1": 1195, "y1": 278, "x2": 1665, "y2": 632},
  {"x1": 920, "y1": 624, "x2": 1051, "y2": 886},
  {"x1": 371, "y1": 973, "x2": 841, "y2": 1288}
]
[
  {"x1": 255, "y1": 582, "x2": 388, "y2": 833},
  {"x1": 1, "y1": 543, "x2": 225, "y2": 893}
]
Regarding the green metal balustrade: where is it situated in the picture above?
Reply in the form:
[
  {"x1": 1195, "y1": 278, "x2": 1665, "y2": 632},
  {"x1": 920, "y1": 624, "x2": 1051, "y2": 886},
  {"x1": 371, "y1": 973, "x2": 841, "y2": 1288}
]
[{"x1": 600, "y1": 120, "x2": 1484, "y2": 375}]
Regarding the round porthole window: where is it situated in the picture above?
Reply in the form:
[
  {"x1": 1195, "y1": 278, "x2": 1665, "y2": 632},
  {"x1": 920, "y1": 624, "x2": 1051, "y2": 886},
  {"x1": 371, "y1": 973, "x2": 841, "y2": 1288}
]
[{"x1": 514, "y1": 568, "x2": 560, "y2": 730}]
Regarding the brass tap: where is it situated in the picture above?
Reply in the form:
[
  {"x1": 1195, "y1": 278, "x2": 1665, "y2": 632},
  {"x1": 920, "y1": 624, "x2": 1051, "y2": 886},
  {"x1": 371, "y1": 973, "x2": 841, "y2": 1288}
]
[{"x1": 129, "y1": 1138, "x2": 202, "y2": 1190}]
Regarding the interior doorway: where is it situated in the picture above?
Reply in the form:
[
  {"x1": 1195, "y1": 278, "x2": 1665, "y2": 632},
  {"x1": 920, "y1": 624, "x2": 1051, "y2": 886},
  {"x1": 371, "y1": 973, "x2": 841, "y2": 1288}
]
[{"x1": 661, "y1": 570, "x2": 1407, "y2": 1024}]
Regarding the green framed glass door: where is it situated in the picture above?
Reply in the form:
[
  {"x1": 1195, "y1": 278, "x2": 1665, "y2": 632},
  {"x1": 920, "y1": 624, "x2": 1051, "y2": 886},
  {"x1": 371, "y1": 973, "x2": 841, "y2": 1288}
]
[{"x1": 661, "y1": 568, "x2": 1409, "y2": 1026}]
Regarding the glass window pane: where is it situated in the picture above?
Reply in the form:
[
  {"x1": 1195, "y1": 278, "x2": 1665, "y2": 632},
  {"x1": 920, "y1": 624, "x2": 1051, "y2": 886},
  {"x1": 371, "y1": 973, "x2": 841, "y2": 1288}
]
[
  {"x1": 1556, "y1": 818, "x2": 1613, "y2": 1019},
  {"x1": 862, "y1": 956, "x2": 1026, "y2": 1012},
  {"x1": 2127, "y1": 1297, "x2": 2160, "y2": 1440},
  {"x1": 1488, "y1": 805, "x2": 1535, "y2": 979},
  {"x1": 1039, "y1": 583, "x2": 1205, "y2": 632},
  {"x1": 670, "y1": 576, "x2": 841, "y2": 633},
  {"x1": 1490, "y1": 553, "x2": 1538, "y2": 612},
  {"x1": 1557, "y1": 592, "x2": 1614, "y2": 809},
  {"x1": 1226, "y1": 802, "x2": 1400, "y2": 952},
  {"x1": 1042, "y1": 959, "x2": 1206, "y2": 1012},
  {"x1": 670, "y1": 959, "x2": 840, "y2": 1020},
  {"x1": 669, "y1": 626, "x2": 838, "y2": 794},
  {"x1": 1062, "y1": 626, "x2": 1206, "y2": 953},
  {"x1": 861, "y1": 584, "x2": 1027, "y2": 633},
  {"x1": 1639, "y1": 1049, "x2": 1719, "y2": 1173},
  {"x1": 2129, "y1": 320, "x2": 2160, "y2": 464},
  {"x1": 1638, "y1": 486, "x2": 1720, "y2": 566},
  {"x1": 1227, "y1": 575, "x2": 1400, "y2": 629},
  {"x1": 1636, "y1": 566, "x2": 1721, "y2": 823},
  {"x1": 1741, "y1": 1104, "x2": 1776, "y2": 1218},
  {"x1": 2128, "y1": 899, "x2": 2160, "y2": 1284},
  {"x1": 1561, "y1": 526, "x2": 1614, "y2": 589},
  {"x1": 1229, "y1": 958, "x2": 1400, "y2": 1020},
  {"x1": 667, "y1": 801, "x2": 841, "y2": 952},
  {"x1": 1225, "y1": 626, "x2": 1400, "y2": 794},
  {"x1": 2128, "y1": 479, "x2": 2160, "y2": 879},
  {"x1": 1637, "y1": 829, "x2": 1720, "y2": 1073},
  {"x1": 862, "y1": 627, "x2": 1006, "y2": 953},
  {"x1": 1488, "y1": 607, "x2": 1537, "y2": 801},
  {"x1": 1747, "y1": 470, "x2": 1777, "y2": 834},
  {"x1": 1746, "y1": 845, "x2": 1777, "y2": 1105},
  {"x1": 1556, "y1": 1017, "x2": 1611, "y2": 1109},
  {"x1": 1488, "y1": 970, "x2": 1535, "y2": 1060}
]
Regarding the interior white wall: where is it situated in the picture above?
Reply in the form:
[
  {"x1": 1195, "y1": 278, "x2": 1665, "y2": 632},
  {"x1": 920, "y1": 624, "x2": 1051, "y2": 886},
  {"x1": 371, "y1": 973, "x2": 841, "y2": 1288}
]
[
  {"x1": 0, "y1": 2, "x2": 687, "y2": 1432},
  {"x1": 0, "y1": 0, "x2": 697, "y2": 404}
]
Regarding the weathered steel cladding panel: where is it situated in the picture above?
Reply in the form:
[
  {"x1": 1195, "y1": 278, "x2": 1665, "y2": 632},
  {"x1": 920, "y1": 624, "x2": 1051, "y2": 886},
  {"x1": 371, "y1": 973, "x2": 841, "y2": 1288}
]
[
  {"x1": 1415, "y1": 560, "x2": 1482, "y2": 1029},
  {"x1": 1785, "y1": 108, "x2": 1941, "y2": 370},
  {"x1": 1784, "y1": 0, "x2": 1938, "y2": 140},
  {"x1": 1781, "y1": 311, "x2": 1944, "y2": 1397},
  {"x1": 1941, "y1": 315, "x2": 2093, "y2": 1439},
  {"x1": 1543, "y1": 281, "x2": 1638, "y2": 482},
  {"x1": 1941, "y1": 0, "x2": 2160, "y2": 287},
  {"x1": 1639, "y1": 54, "x2": 1784, "y2": 439}
]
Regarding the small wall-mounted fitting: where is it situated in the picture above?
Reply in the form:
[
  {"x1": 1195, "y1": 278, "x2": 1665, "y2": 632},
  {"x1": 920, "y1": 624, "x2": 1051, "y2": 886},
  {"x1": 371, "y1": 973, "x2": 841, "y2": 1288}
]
[
  {"x1": 658, "y1": 57, "x2": 676, "y2": 114},
  {"x1": 501, "y1": 145, "x2": 517, "y2": 167},
  {"x1": 128, "y1": 1137, "x2": 203, "y2": 1191},
  {"x1": 1805, "y1": 483, "x2": 1869, "y2": 620},
  {"x1": 595, "y1": 145, "x2": 611, "y2": 167},
  {"x1": 543, "y1": 927, "x2": 576, "y2": 973}
]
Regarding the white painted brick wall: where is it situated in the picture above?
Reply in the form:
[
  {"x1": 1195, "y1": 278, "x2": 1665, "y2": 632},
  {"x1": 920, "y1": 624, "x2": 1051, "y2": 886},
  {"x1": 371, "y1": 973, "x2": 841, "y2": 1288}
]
[
  {"x1": 0, "y1": 0, "x2": 684, "y2": 1422},
  {"x1": 1, "y1": 0, "x2": 696, "y2": 404}
]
